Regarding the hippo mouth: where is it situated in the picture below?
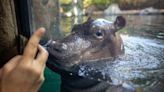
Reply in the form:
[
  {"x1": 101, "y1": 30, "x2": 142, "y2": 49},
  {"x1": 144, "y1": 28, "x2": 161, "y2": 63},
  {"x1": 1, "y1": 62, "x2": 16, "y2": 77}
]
[
  {"x1": 46, "y1": 40, "x2": 81, "y2": 69},
  {"x1": 46, "y1": 40, "x2": 70, "y2": 59},
  {"x1": 45, "y1": 39, "x2": 116, "y2": 71}
]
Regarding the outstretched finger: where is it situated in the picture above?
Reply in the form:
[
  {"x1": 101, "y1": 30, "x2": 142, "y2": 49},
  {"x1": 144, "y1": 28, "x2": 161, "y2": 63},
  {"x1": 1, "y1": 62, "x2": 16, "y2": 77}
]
[{"x1": 22, "y1": 28, "x2": 45, "y2": 62}]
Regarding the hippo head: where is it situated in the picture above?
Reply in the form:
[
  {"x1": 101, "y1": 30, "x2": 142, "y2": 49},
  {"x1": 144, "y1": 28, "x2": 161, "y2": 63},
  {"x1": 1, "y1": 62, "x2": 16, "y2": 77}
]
[{"x1": 47, "y1": 16, "x2": 126, "y2": 69}]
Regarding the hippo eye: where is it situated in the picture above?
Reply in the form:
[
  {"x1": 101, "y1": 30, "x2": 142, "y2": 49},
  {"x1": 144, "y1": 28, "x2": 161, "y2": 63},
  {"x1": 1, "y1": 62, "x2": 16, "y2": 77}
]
[{"x1": 94, "y1": 30, "x2": 104, "y2": 39}]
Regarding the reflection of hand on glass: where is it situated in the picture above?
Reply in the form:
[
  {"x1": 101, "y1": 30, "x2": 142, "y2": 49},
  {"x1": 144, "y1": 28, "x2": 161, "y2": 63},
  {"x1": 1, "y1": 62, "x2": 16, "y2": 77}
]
[{"x1": 0, "y1": 28, "x2": 48, "y2": 92}]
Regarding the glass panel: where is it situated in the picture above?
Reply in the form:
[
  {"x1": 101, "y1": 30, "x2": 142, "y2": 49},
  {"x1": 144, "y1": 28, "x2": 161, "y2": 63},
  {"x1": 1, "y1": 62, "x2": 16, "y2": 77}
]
[
  {"x1": 30, "y1": 0, "x2": 62, "y2": 92},
  {"x1": 31, "y1": 0, "x2": 63, "y2": 42},
  {"x1": 30, "y1": 0, "x2": 164, "y2": 92}
]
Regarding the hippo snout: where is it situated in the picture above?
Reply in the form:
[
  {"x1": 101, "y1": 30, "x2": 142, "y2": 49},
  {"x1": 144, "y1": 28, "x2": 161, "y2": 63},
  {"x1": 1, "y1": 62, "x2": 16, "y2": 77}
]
[{"x1": 47, "y1": 40, "x2": 68, "y2": 52}]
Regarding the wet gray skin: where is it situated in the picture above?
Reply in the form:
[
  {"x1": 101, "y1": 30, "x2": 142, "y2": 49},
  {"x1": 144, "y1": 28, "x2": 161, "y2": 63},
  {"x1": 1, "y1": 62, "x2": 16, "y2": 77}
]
[{"x1": 47, "y1": 16, "x2": 125, "y2": 69}]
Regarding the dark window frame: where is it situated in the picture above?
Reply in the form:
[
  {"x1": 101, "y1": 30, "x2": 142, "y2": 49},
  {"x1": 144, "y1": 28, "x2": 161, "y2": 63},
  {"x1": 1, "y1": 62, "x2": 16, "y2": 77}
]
[
  {"x1": 14, "y1": 0, "x2": 33, "y2": 53},
  {"x1": 14, "y1": 0, "x2": 33, "y2": 38}
]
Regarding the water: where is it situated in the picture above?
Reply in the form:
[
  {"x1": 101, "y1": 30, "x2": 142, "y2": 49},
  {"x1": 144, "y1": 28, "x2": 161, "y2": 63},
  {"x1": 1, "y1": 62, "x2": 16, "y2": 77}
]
[
  {"x1": 75, "y1": 35, "x2": 164, "y2": 89},
  {"x1": 60, "y1": 15, "x2": 164, "y2": 91}
]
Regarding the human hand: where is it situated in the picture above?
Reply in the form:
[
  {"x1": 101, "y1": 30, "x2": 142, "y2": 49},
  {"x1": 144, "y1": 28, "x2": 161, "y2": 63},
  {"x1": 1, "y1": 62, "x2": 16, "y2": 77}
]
[{"x1": 0, "y1": 28, "x2": 48, "y2": 92}]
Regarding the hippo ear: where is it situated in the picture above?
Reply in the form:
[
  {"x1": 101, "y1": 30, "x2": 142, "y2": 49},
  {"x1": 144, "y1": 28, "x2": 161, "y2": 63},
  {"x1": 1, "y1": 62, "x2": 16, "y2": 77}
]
[{"x1": 114, "y1": 16, "x2": 126, "y2": 31}]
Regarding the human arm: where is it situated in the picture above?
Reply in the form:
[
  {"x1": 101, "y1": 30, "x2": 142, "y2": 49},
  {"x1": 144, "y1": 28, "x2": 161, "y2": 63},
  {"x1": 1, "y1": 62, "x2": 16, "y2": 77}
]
[{"x1": 0, "y1": 27, "x2": 48, "y2": 92}]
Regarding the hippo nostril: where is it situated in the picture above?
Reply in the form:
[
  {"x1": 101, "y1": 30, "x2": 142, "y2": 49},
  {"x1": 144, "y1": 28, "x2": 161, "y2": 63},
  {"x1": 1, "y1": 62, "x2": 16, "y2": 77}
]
[
  {"x1": 51, "y1": 42, "x2": 68, "y2": 52},
  {"x1": 53, "y1": 48, "x2": 62, "y2": 52}
]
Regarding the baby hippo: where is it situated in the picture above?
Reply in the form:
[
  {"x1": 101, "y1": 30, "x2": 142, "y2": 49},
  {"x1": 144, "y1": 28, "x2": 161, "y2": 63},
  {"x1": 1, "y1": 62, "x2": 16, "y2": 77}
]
[{"x1": 47, "y1": 16, "x2": 127, "y2": 92}]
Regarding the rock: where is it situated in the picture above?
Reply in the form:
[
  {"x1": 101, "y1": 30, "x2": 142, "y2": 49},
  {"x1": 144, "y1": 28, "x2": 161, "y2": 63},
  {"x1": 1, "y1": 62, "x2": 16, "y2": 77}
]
[
  {"x1": 104, "y1": 4, "x2": 121, "y2": 15},
  {"x1": 140, "y1": 7, "x2": 160, "y2": 15},
  {"x1": 85, "y1": 5, "x2": 99, "y2": 15}
]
